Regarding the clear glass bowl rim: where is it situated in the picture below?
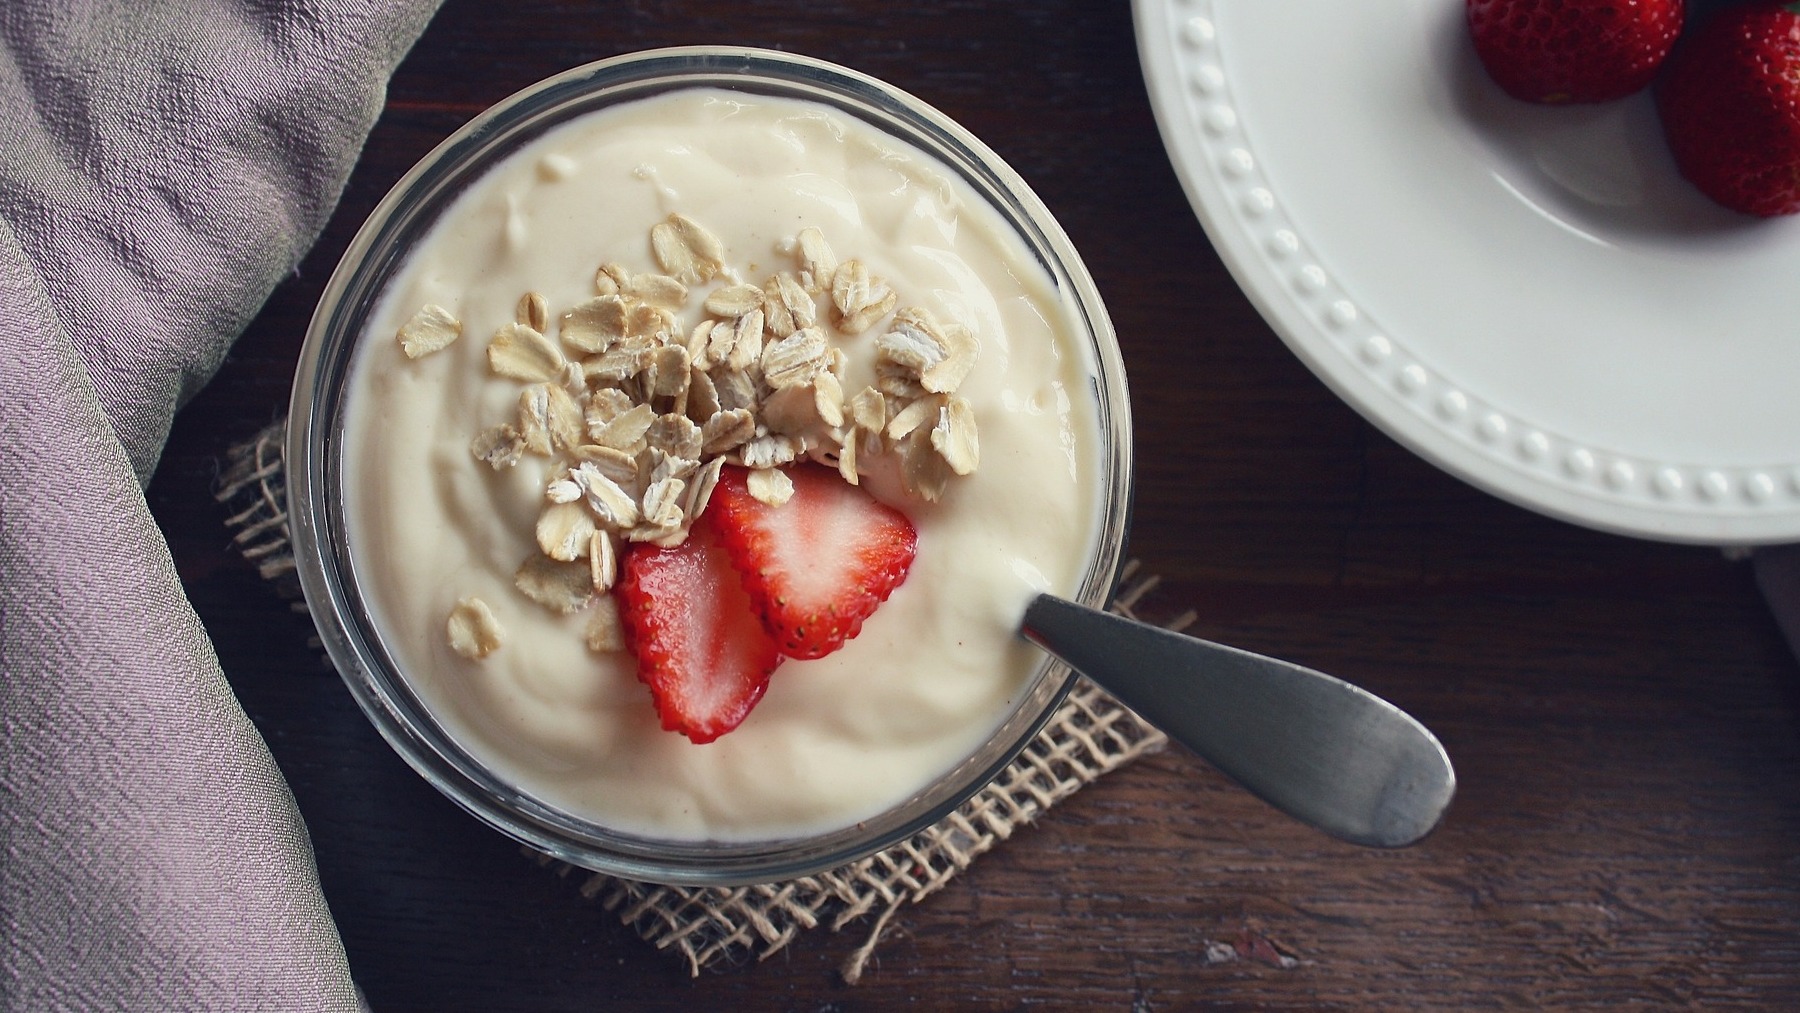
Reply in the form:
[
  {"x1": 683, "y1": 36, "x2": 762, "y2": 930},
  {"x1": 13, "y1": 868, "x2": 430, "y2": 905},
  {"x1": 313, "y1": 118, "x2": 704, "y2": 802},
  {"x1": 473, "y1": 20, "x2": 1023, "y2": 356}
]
[{"x1": 286, "y1": 45, "x2": 1134, "y2": 887}]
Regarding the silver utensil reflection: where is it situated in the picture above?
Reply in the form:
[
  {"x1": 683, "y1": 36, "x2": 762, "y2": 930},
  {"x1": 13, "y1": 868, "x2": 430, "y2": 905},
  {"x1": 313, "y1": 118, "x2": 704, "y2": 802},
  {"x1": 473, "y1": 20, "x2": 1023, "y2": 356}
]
[{"x1": 1021, "y1": 594, "x2": 1455, "y2": 848}]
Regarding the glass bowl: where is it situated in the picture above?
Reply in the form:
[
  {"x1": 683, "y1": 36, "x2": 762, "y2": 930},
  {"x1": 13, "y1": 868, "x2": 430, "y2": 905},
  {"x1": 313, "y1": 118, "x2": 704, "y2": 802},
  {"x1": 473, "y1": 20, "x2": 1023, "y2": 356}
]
[{"x1": 287, "y1": 46, "x2": 1132, "y2": 886}]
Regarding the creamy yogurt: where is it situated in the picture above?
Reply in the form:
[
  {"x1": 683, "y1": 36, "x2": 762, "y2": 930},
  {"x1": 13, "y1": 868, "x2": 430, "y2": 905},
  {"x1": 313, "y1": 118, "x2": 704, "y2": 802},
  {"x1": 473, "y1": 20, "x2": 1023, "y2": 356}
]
[{"x1": 343, "y1": 88, "x2": 1107, "y2": 842}]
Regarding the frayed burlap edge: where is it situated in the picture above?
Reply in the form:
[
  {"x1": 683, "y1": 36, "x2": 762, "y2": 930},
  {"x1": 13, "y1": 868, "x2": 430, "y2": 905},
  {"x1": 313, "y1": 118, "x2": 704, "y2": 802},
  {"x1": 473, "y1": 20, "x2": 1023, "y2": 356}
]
[{"x1": 218, "y1": 422, "x2": 1183, "y2": 981}]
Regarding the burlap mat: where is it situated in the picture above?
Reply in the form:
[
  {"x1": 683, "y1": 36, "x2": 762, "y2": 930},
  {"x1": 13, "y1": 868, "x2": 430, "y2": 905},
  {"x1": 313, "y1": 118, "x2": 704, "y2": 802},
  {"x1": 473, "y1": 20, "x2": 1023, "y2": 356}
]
[{"x1": 217, "y1": 423, "x2": 1180, "y2": 980}]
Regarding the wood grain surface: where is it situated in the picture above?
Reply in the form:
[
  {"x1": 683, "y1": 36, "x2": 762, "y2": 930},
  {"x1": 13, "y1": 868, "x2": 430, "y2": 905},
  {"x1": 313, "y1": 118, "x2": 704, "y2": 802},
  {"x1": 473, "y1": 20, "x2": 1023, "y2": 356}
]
[{"x1": 145, "y1": 0, "x2": 1800, "y2": 1008}]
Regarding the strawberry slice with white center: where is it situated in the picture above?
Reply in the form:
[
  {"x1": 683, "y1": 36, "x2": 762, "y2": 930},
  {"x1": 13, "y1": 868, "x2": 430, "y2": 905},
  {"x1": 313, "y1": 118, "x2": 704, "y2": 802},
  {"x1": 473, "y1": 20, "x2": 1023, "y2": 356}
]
[
  {"x1": 710, "y1": 463, "x2": 918, "y2": 660},
  {"x1": 616, "y1": 518, "x2": 783, "y2": 743}
]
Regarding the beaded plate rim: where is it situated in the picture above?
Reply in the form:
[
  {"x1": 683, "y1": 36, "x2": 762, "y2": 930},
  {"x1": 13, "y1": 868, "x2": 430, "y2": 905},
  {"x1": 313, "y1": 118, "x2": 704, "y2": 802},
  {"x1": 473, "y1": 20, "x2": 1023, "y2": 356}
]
[{"x1": 1134, "y1": 0, "x2": 1800, "y2": 546}]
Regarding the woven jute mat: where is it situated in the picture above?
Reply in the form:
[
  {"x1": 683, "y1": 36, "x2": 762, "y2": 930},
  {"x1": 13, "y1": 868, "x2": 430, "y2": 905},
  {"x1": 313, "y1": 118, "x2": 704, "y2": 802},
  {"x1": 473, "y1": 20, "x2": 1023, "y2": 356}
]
[{"x1": 217, "y1": 423, "x2": 1179, "y2": 980}]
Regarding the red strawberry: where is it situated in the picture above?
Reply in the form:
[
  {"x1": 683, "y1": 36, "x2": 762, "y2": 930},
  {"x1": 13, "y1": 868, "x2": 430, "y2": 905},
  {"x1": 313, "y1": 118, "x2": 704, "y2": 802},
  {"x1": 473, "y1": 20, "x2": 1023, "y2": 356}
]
[
  {"x1": 1467, "y1": 0, "x2": 1685, "y2": 104},
  {"x1": 616, "y1": 518, "x2": 783, "y2": 743},
  {"x1": 1656, "y1": 2, "x2": 1800, "y2": 217},
  {"x1": 709, "y1": 464, "x2": 918, "y2": 660}
]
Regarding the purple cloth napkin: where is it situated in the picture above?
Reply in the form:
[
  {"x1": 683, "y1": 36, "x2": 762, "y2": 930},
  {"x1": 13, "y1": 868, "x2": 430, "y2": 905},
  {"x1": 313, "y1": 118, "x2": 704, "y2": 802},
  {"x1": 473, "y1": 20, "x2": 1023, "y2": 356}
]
[{"x1": 0, "y1": 1, "x2": 438, "y2": 1008}]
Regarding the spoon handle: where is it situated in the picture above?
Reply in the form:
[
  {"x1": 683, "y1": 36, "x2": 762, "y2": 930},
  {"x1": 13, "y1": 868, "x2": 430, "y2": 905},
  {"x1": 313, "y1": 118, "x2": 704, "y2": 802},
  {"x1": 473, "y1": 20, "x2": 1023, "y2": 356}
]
[{"x1": 1021, "y1": 594, "x2": 1454, "y2": 848}]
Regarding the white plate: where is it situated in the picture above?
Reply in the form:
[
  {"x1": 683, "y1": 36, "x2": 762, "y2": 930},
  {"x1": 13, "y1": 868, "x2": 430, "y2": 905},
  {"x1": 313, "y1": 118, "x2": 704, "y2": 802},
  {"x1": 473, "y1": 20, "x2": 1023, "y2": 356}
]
[{"x1": 1134, "y1": 0, "x2": 1800, "y2": 545}]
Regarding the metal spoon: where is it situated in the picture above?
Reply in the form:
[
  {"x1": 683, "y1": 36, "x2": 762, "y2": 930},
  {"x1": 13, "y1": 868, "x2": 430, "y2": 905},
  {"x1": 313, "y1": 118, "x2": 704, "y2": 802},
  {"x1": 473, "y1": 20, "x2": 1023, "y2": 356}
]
[{"x1": 1021, "y1": 594, "x2": 1455, "y2": 848}]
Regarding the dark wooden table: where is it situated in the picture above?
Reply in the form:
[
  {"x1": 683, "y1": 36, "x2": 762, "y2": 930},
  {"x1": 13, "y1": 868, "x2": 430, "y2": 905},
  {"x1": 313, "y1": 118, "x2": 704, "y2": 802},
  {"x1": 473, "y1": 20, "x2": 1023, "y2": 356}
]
[{"x1": 146, "y1": 1, "x2": 1800, "y2": 1008}]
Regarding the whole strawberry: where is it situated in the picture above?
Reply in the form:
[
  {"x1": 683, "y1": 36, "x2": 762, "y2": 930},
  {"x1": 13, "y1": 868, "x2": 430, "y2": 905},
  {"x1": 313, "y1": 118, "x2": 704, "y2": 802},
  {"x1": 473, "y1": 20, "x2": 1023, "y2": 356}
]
[
  {"x1": 1467, "y1": 0, "x2": 1686, "y2": 104},
  {"x1": 1656, "y1": 1, "x2": 1800, "y2": 217}
]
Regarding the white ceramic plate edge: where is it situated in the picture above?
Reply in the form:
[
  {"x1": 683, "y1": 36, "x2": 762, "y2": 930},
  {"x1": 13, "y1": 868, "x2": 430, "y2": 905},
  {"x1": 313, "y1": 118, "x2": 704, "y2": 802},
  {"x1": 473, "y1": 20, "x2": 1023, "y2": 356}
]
[{"x1": 1133, "y1": 0, "x2": 1800, "y2": 546}]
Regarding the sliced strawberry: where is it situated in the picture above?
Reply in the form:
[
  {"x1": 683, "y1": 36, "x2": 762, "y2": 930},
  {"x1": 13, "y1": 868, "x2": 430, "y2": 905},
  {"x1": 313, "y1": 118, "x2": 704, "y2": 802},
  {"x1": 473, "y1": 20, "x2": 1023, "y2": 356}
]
[
  {"x1": 710, "y1": 464, "x2": 918, "y2": 661},
  {"x1": 616, "y1": 518, "x2": 783, "y2": 743}
]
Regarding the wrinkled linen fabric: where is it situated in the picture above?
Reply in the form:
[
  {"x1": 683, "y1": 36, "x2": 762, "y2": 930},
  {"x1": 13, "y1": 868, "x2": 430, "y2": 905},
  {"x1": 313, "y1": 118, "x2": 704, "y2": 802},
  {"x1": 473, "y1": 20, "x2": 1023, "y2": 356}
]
[{"x1": 0, "y1": 1, "x2": 439, "y2": 1009}]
